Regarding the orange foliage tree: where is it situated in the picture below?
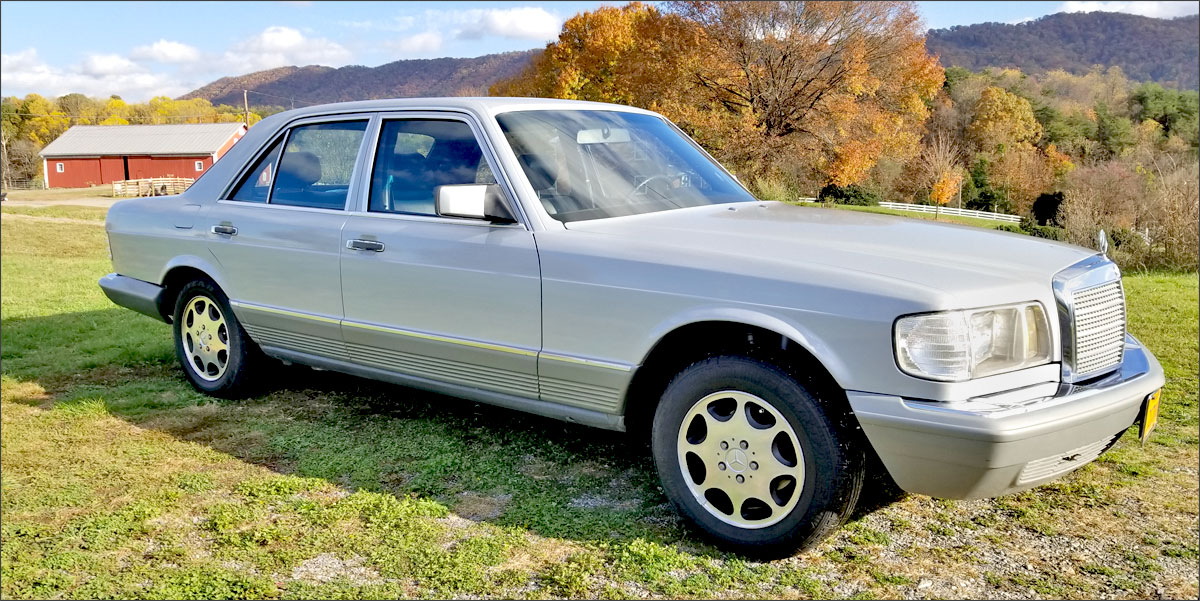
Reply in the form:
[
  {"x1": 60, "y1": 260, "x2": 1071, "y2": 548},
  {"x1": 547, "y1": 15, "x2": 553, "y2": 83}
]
[
  {"x1": 491, "y1": 1, "x2": 943, "y2": 187},
  {"x1": 490, "y1": 4, "x2": 701, "y2": 110},
  {"x1": 669, "y1": 1, "x2": 943, "y2": 186}
]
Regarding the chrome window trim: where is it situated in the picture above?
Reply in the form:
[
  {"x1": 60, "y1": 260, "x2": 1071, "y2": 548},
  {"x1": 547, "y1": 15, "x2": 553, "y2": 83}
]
[
  {"x1": 220, "y1": 130, "x2": 287, "y2": 203},
  {"x1": 215, "y1": 199, "x2": 348, "y2": 215},
  {"x1": 353, "y1": 110, "x2": 531, "y2": 230},
  {"x1": 343, "y1": 209, "x2": 525, "y2": 229},
  {"x1": 1052, "y1": 254, "x2": 1125, "y2": 383}
]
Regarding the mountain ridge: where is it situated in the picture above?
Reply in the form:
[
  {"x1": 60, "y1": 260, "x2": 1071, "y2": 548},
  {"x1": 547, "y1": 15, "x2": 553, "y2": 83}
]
[
  {"x1": 179, "y1": 50, "x2": 537, "y2": 107},
  {"x1": 926, "y1": 12, "x2": 1199, "y2": 89},
  {"x1": 179, "y1": 11, "x2": 1198, "y2": 107}
]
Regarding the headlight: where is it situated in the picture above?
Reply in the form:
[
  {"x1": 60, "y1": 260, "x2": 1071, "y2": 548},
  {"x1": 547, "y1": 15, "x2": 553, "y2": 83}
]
[{"x1": 894, "y1": 302, "x2": 1051, "y2": 381}]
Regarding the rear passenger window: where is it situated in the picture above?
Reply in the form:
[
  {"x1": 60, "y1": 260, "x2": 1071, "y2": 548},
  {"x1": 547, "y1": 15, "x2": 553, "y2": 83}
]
[
  {"x1": 271, "y1": 121, "x2": 368, "y2": 210},
  {"x1": 369, "y1": 119, "x2": 497, "y2": 216},
  {"x1": 229, "y1": 138, "x2": 283, "y2": 203}
]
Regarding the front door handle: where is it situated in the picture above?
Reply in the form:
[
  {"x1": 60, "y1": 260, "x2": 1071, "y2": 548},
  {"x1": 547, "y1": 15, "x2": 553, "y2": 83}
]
[
  {"x1": 211, "y1": 224, "x2": 238, "y2": 236},
  {"x1": 346, "y1": 239, "x2": 385, "y2": 252}
]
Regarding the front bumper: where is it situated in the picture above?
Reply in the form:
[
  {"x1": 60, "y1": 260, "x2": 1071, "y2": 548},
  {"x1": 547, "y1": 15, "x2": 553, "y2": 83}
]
[
  {"x1": 849, "y1": 335, "x2": 1164, "y2": 499},
  {"x1": 99, "y1": 273, "x2": 169, "y2": 323}
]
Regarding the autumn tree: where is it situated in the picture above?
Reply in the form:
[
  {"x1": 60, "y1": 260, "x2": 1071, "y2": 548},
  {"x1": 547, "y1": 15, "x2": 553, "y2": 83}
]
[
  {"x1": 19, "y1": 94, "x2": 69, "y2": 146},
  {"x1": 99, "y1": 97, "x2": 130, "y2": 125},
  {"x1": 918, "y1": 132, "x2": 964, "y2": 214},
  {"x1": 492, "y1": 1, "x2": 943, "y2": 187},
  {"x1": 491, "y1": 3, "x2": 701, "y2": 110},
  {"x1": 668, "y1": 1, "x2": 943, "y2": 186},
  {"x1": 967, "y1": 86, "x2": 1041, "y2": 153}
]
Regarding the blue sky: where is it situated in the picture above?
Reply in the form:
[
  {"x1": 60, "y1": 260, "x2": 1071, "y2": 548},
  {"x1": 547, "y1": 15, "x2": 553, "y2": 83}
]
[{"x1": 2, "y1": 1, "x2": 1197, "y2": 102}]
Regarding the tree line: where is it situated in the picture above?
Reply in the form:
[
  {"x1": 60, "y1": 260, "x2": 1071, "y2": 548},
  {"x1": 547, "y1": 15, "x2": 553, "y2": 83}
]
[
  {"x1": 490, "y1": 1, "x2": 1198, "y2": 271},
  {"x1": 0, "y1": 94, "x2": 280, "y2": 186}
]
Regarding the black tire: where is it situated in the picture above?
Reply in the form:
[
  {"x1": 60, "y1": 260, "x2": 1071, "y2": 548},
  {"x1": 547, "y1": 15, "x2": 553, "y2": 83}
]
[
  {"x1": 172, "y1": 279, "x2": 261, "y2": 398},
  {"x1": 651, "y1": 355, "x2": 865, "y2": 558}
]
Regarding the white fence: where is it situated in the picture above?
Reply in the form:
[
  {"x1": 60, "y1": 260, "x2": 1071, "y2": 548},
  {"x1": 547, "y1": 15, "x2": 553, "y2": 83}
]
[{"x1": 877, "y1": 202, "x2": 1021, "y2": 223}]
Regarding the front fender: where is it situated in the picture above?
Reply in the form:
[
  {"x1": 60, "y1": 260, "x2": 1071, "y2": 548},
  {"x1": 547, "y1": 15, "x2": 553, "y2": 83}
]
[{"x1": 637, "y1": 305, "x2": 854, "y2": 390}]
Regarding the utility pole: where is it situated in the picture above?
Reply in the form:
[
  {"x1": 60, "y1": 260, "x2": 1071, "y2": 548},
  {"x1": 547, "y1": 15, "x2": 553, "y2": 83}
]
[
  {"x1": 1, "y1": 133, "x2": 9, "y2": 190},
  {"x1": 243, "y1": 90, "x2": 250, "y2": 127}
]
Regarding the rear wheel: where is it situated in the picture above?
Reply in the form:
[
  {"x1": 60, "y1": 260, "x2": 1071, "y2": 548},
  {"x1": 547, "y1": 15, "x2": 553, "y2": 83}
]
[
  {"x1": 172, "y1": 279, "x2": 260, "y2": 397},
  {"x1": 651, "y1": 355, "x2": 864, "y2": 557}
]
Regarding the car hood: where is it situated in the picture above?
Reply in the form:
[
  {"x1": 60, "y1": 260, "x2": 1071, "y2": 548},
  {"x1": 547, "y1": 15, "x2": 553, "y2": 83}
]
[{"x1": 564, "y1": 201, "x2": 1096, "y2": 305}]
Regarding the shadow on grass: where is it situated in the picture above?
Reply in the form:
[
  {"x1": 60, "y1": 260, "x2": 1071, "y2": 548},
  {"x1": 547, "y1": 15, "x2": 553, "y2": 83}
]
[{"x1": 2, "y1": 308, "x2": 906, "y2": 558}]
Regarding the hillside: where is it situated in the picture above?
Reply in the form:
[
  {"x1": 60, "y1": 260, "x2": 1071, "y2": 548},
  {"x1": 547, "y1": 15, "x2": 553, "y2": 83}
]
[
  {"x1": 927, "y1": 12, "x2": 1199, "y2": 89},
  {"x1": 182, "y1": 12, "x2": 1198, "y2": 105},
  {"x1": 180, "y1": 50, "x2": 537, "y2": 106}
]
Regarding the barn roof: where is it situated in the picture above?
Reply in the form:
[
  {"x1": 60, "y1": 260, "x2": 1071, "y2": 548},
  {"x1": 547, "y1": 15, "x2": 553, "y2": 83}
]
[{"x1": 40, "y1": 123, "x2": 245, "y2": 158}]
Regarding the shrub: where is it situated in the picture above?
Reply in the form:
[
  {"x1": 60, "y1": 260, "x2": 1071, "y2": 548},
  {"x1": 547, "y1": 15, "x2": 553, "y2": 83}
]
[
  {"x1": 1020, "y1": 216, "x2": 1068, "y2": 240},
  {"x1": 1059, "y1": 161, "x2": 1198, "y2": 271},
  {"x1": 818, "y1": 184, "x2": 880, "y2": 206},
  {"x1": 966, "y1": 188, "x2": 1013, "y2": 213},
  {"x1": 995, "y1": 224, "x2": 1025, "y2": 234},
  {"x1": 750, "y1": 175, "x2": 791, "y2": 201},
  {"x1": 1029, "y1": 225, "x2": 1068, "y2": 241}
]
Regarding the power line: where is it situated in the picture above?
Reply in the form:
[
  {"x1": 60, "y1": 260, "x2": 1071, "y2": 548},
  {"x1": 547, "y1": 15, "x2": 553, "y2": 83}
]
[
  {"x1": 244, "y1": 89, "x2": 321, "y2": 107},
  {"x1": 4, "y1": 89, "x2": 319, "y2": 121},
  {"x1": 7, "y1": 111, "x2": 242, "y2": 119}
]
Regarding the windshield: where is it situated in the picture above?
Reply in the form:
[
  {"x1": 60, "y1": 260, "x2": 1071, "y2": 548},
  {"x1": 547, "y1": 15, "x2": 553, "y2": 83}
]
[{"x1": 495, "y1": 110, "x2": 755, "y2": 222}]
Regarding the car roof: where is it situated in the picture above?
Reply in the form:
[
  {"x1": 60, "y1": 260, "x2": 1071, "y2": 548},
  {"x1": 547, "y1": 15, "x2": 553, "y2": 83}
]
[{"x1": 275, "y1": 97, "x2": 659, "y2": 120}]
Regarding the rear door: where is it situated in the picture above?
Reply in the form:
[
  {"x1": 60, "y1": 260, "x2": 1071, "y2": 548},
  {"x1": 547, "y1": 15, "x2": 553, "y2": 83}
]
[
  {"x1": 206, "y1": 116, "x2": 371, "y2": 361},
  {"x1": 338, "y1": 113, "x2": 542, "y2": 399}
]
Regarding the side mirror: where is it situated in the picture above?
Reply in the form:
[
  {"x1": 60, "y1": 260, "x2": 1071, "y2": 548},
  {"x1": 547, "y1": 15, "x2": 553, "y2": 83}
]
[{"x1": 434, "y1": 184, "x2": 517, "y2": 224}]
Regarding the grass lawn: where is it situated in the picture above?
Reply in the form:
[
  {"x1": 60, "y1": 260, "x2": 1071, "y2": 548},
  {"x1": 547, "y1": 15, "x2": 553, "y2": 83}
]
[
  {"x1": 1, "y1": 215, "x2": 1196, "y2": 599},
  {"x1": 1, "y1": 204, "x2": 109, "y2": 222},
  {"x1": 3, "y1": 186, "x2": 114, "y2": 202}
]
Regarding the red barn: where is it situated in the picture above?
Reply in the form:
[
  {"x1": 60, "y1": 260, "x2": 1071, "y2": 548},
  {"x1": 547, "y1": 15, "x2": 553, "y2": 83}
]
[{"x1": 39, "y1": 123, "x2": 247, "y2": 188}]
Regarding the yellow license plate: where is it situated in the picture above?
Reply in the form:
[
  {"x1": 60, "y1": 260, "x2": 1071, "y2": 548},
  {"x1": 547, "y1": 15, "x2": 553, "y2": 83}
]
[{"x1": 1140, "y1": 389, "x2": 1161, "y2": 443}]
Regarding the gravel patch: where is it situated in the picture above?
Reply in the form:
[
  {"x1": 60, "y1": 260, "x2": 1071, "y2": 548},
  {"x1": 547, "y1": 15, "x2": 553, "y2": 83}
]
[{"x1": 290, "y1": 553, "x2": 380, "y2": 586}]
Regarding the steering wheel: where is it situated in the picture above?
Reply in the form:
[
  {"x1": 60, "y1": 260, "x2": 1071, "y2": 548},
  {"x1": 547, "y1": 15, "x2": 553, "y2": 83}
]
[{"x1": 629, "y1": 174, "x2": 678, "y2": 200}]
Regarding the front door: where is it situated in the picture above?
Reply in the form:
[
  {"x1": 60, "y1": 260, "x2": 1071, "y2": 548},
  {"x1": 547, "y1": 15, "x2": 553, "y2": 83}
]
[
  {"x1": 207, "y1": 117, "x2": 371, "y2": 361},
  {"x1": 339, "y1": 115, "x2": 541, "y2": 399}
]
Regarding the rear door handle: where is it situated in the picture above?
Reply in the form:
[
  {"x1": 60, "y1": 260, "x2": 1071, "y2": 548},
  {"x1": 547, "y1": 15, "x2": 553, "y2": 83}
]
[
  {"x1": 211, "y1": 224, "x2": 238, "y2": 236},
  {"x1": 346, "y1": 239, "x2": 385, "y2": 252}
]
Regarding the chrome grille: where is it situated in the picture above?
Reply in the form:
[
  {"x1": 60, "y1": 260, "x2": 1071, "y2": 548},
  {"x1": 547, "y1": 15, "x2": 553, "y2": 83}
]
[{"x1": 1068, "y1": 279, "x2": 1126, "y2": 377}]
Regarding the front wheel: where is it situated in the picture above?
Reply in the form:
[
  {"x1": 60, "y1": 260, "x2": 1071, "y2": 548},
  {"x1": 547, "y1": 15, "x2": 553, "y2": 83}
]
[
  {"x1": 172, "y1": 279, "x2": 261, "y2": 398},
  {"x1": 651, "y1": 355, "x2": 864, "y2": 557}
]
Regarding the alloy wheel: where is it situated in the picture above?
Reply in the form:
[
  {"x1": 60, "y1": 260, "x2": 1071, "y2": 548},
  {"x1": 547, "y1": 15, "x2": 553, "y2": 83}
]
[
  {"x1": 676, "y1": 390, "x2": 805, "y2": 528},
  {"x1": 182, "y1": 296, "x2": 229, "y2": 381}
]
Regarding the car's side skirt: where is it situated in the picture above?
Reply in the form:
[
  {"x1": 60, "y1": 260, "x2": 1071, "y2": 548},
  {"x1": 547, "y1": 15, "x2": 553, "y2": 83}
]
[{"x1": 260, "y1": 346, "x2": 627, "y2": 432}]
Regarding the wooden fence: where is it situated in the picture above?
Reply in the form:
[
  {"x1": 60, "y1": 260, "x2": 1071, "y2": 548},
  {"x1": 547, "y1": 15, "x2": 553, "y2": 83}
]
[{"x1": 111, "y1": 177, "x2": 195, "y2": 197}]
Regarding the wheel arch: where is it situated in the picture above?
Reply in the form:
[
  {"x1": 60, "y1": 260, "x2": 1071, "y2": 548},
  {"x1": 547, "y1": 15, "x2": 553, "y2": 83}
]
[
  {"x1": 624, "y1": 311, "x2": 851, "y2": 439},
  {"x1": 157, "y1": 256, "x2": 229, "y2": 322}
]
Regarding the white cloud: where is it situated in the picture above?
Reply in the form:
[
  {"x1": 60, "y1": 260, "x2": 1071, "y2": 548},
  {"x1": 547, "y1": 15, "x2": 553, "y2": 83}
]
[
  {"x1": 451, "y1": 7, "x2": 563, "y2": 41},
  {"x1": 223, "y1": 26, "x2": 353, "y2": 73},
  {"x1": 1006, "y1": 16, "x2": 1036, "y2": 25},
  {"x1": 341, "y1": 15, "x2": 416, "y2": 31},
  {"x1": 80, "y1": 53, "x2": 145, "y2": 76},
  {"x1": 1, "y1": 48, "x2": 188, "y2": 101},
  {"x1": 1059, "y1": 1, "x2": 1199, "y2": 18},
  {"x1": 1, "y1": 48, "x2": 42, "y2": 73},
  {"x1": 131, "y1": 39, "x2": 201, "y2": 64},
  {"x1": 387, "y1": 31, "x2": 443, "y2": 54}
]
